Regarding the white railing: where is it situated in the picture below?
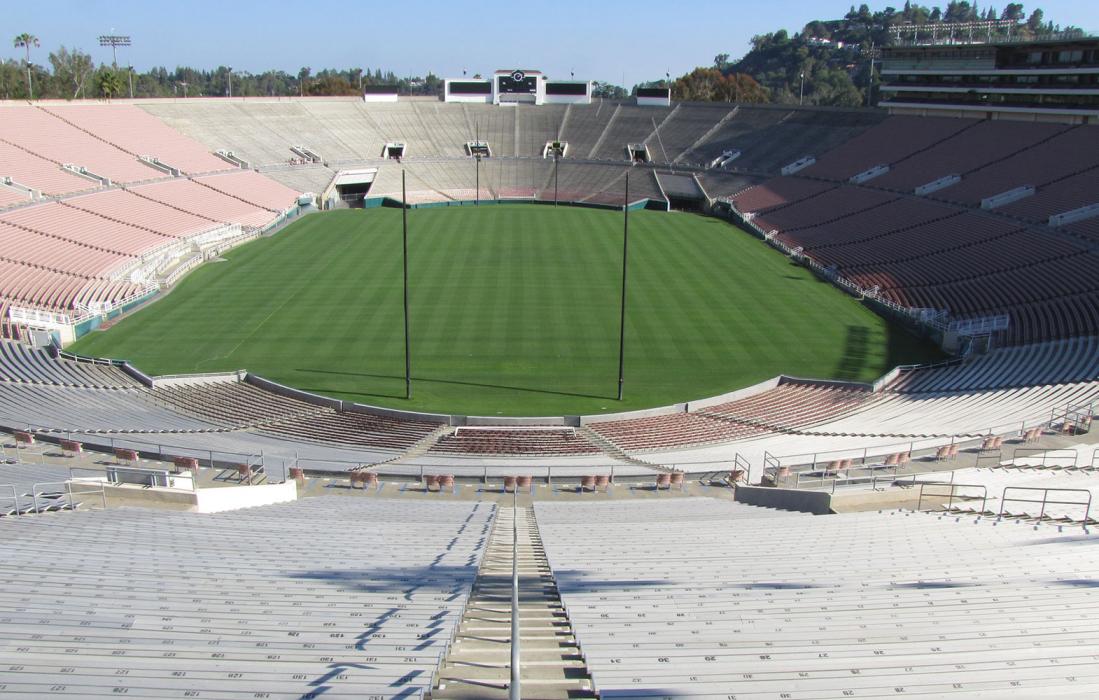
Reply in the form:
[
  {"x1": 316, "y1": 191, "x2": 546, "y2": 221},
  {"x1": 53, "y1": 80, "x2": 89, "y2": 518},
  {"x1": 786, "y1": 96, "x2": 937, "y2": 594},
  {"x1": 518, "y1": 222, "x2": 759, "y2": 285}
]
[{"x1": 7, "y1": 306, "x2": 75, "y2": 329}]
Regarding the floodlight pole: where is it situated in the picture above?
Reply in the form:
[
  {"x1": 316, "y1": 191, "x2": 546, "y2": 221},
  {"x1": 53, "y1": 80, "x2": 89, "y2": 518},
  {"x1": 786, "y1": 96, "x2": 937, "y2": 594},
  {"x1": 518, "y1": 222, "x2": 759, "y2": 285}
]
[
  {"x1": 402, "y1": 171, "x2": 412, "y2": 400},
  {"x1": 475, "y1": 155, "x2": 481, "y2": 205},
  {"x1": 616, "y1": 172, "x2": 629, "y2": 401}
]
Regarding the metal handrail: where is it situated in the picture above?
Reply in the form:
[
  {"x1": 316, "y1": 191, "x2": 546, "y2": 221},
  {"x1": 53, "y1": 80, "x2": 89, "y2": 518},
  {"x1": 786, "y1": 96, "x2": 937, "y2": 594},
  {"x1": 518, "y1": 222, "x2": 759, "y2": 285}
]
[
  {"x1": 1009, "y1": 447, "x2": 1079, "y2": 468},
  {"x1": 998, "y1": 487, "x2": 1093, "y2": 522},
  {"x1": 0, "y1": 484, "x2": 18, "y2": 514},
  {"x1": 733, "y1": 453, "x2": 751, "y2": 485},
  {"x1": 510, "y1": 489, "x2": 520, "y2": 700},
  {"x1": 916, "y1": 482, "x2": 987, "y2": 513},
  {"x1": 31, "y1": 479, "x2": 106, "y2": 514}
]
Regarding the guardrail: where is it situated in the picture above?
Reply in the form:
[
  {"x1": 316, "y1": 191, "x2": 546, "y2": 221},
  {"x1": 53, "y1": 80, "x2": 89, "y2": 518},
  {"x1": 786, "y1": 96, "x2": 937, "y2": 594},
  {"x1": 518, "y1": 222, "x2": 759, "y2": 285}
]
[
  {"x1": 999, "y1": 486, "x2": 1093, "y2": 522},
  {"x1": 916, "y1": 482, "x2": 987, "y2": 513},
  {"x1": 0, "y1": 484, "x2": 18, "y2": 515},
  {"x1": 1009, "y1": 447, "x2": 1079, "y2": 468},
  {"x1": 31, "y1": 478, "x2": 106, "y2": 514}
]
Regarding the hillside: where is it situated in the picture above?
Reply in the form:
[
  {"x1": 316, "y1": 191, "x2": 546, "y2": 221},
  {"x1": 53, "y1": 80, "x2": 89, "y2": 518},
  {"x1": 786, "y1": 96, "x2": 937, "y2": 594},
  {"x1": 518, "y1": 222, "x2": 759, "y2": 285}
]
[{"x1": 671, "y1": 2, "x2": 1086, "y2": 106}]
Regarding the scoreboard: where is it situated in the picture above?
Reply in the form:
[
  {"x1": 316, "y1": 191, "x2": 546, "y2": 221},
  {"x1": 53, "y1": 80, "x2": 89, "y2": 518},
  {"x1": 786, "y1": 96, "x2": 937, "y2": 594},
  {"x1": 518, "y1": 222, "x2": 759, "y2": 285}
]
[
  {"x1": 445, "y1": 69, "x2": 590, "y2": 104},
  {"x1": 497, "y1": 70, "x2": 538, "y2": 95}
]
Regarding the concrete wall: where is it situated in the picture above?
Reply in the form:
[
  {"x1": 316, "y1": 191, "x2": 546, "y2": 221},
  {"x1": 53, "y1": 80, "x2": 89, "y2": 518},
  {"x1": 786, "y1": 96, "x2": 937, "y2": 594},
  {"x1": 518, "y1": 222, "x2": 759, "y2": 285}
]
[
  {"x1": 246, "y1": 373, "x2": 343, "y2": 410},
  {"x1": 194, "y1": 481, "x2": 297, "y2": 514},
  {"x1": 734, "y1": 485, "x2": 833, "y2": 515}
]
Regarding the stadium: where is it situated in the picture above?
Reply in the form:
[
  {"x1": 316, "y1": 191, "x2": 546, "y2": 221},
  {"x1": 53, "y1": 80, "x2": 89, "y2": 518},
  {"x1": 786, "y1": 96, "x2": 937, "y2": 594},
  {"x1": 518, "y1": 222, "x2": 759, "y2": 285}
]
[{"x1": 2, "y1": 11, "x2": 1099, "y2": 700}]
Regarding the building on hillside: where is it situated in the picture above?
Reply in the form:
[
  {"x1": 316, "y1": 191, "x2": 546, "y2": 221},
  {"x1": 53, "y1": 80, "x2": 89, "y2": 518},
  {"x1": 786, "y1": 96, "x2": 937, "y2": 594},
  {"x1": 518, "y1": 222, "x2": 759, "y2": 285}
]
[{"x1": 878, "y1": 35, "x2": 1099, "y2": 123}]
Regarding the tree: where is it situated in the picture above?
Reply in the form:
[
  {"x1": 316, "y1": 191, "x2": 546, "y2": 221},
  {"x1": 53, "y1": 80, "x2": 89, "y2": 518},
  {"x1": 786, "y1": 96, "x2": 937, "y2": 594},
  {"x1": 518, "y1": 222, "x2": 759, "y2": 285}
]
[
  {"x1": 671, "y1": 67, "x2": 769, "y2": 103},
  {"x1": 13, "y1": 33, "x2": 39, "y2": 99},
  {"x1": 97, "y1": 68, "x2": 124, "y2": 100},
  {"x1": 714, "y1": 53, "x2": 731, "y2": 70},
  {"x1": 1026, "y1": 8, "x2": 1044, "y2": 32},
  {"x1": 297, "y1": 67, "x2": 311, "y2": 96},
  {"x1": 49, "y1": 46, "x2": 93, "y2": 99},
  {"x1": 1003, "y1": 3, "x2": 1025, "y2": 21},
  {"x1": 591, "y1": 81, "x2": 627, "y2": 100}
]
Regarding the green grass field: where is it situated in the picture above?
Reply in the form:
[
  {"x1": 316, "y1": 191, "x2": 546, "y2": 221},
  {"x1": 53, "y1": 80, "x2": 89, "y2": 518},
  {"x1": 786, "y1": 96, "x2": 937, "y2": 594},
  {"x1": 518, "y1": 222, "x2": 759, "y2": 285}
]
[{"x1": 69, "y1": 206, "x2": 940, "y2": 416}]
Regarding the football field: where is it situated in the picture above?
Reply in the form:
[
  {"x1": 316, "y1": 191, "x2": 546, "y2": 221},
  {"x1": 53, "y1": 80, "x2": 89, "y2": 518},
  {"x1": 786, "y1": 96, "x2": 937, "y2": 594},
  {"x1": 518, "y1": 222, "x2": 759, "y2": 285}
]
[{"x1": 69, "y1": 205, "x2": 940, "y2": 416}]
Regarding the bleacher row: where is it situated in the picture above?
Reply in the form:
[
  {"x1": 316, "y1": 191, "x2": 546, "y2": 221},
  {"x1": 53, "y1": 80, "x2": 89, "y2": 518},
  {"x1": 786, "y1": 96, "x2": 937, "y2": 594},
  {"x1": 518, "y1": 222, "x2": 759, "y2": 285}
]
[
  {"x1": 730, "y1": 117, "x2": 1099, "y2": 346},
  {"x1": 0, "y1": 497, "x2": 494, "y2": 699},
  {"x1": 0, "y1": 104, "x2": 304, "y2": 338},
  {"x1": 537, "y1": 498, "x2": 1099, "y2": 699}
]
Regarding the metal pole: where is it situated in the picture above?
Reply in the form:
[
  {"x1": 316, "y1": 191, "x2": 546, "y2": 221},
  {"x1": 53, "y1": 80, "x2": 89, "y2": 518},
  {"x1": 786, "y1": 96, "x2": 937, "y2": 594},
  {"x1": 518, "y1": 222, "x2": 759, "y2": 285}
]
[
  {"x1": 510, "y1": 489, "x2": 521, "y2": 700},
  {"x1": 475, "y1": 156, "x2": 480, "y2": 205},
  {"x1": 554, "y1": 155, "x2": 559, "y2": 207},
  {"x1": 616, "y1": 171, "x2": 629, "y2": 401},
  {"x1": 402, "y1": 171, "x2": 412, "y2": 399}
]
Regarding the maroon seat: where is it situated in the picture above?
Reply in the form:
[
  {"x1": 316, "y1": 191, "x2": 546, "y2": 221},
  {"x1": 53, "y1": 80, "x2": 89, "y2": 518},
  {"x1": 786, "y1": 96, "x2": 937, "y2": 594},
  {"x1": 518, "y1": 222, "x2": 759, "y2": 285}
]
[
  {"x1": 516, "y1": 475, "x2": 532, "y2": 492},
  {"x1": 580, "y1": 475, "x2": 596, "y2": 492},
  {"x1": 594, "y1": 474, "x2": 610, "y2": 491},
  {"x1": 669, "y1": 472, "x2": 685, "y2": 488},
  {"x1": 503, "y1": 475, "x2": 518, "y2": 493},
  {"x1": 424, "y1": 474, "x2": 440, "y2": 492},
  {"x1": 289, "y1": 467, "x2": 305, "y2": 483},
  {"x1": 173, "y1": 456, "x2": 199, "y2": 472},
  {"x1": 656, "y1": 473, "x2": 672, "y2": 490},
  {"x1": 439, "y1": 474, "x2": 454, "y2": 492}
]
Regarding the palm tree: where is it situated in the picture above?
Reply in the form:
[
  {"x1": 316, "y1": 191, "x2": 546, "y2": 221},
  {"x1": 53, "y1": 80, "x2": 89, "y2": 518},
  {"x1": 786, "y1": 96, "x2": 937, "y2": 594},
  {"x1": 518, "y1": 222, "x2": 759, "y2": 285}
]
[
  {"x1": 97, "y1": 69, "x2": 124, "y2": 101},
  {"x1": 13, "y1": 33, "x2": 40, "y2": 99}
]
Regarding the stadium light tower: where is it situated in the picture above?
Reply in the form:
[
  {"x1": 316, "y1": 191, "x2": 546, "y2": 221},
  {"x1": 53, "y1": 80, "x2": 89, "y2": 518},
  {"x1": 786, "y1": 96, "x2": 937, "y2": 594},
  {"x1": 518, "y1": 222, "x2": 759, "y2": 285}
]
[
  {"x1": 799, "y1": 72, "x2": 805, "y2": 105},
  {"x1": 97, "y1": 33, "x2": 131, "y2": 68},
  {"x1": 227, "y1": 66, "x2": 233, "y2": 98}
]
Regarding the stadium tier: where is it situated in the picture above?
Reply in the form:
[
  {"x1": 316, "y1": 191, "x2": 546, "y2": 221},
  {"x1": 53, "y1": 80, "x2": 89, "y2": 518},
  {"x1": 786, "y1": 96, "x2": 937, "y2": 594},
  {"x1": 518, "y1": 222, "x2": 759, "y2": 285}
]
[{"x1": 2, "y1": 341, "x2": 1095, "y2": 471}]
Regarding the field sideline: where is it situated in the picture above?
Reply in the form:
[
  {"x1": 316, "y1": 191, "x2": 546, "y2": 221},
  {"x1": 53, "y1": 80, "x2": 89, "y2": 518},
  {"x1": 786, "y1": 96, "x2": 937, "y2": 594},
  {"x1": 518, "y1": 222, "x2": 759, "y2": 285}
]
[{"x1": 69, "y1": 206, "x2": 940, "y2": 416}]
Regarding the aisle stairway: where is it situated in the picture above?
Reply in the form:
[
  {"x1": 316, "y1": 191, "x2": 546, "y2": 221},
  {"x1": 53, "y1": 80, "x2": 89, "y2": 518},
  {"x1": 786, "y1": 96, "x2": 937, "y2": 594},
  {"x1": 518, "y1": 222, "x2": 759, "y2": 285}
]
[{"x1": 434, "y1": 504, "x2": 594, "y2": 699}]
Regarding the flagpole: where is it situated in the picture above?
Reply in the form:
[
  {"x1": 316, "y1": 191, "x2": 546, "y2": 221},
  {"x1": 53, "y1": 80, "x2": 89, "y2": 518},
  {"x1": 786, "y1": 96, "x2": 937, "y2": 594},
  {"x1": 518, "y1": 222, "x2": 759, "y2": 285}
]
[
  {"x1": 617, "y1": 171, "x2": 629, "y2": 401},
  {"x1": 402, "y1": 170, "x2": 412, "y2": 400}
]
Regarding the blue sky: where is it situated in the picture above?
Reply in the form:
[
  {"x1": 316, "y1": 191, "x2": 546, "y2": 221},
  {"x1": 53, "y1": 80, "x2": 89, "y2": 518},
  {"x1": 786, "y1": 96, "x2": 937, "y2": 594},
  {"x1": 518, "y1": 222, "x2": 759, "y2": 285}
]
[{"x1": 5, "y1": 0, "x2": 1098, "y2": 87}]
